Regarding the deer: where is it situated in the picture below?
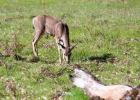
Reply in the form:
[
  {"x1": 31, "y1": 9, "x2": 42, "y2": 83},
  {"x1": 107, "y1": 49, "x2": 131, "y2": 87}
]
[
  {"x1": 42, "y1": 0, "x2": 44, "y2": 6},
  {"x1": 70, "y1": 68, "x2": 140, "y2": 100},
  {"x1": 32, "y1": 15, "x2": 77, "y2": 64}
]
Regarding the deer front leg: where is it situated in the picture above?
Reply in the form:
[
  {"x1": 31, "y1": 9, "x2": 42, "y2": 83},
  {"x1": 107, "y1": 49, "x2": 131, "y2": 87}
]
[
  {"x1": 62, "y1": 49, "x2": 65, "y2": 60},
  {"x1": 56, "y1": 38, "x2": 63, "y2": 64},
  {"x1": 56, "y1": 44, "x2": 63, "y2": 64}
]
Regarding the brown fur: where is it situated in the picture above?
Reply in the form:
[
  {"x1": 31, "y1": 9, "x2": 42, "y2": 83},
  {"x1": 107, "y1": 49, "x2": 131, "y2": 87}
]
[
  {"x1": 72, "y1": 68, "x2": 140, "y2": 100},
  {"x1": 84, "y1": 69, "x2": 106, "y2": 85},
  {"x1": 42, "y1": 0, "x2": 44, "y2": 6},
  {"x1": 121, "y1": 88, "x2": 139, "y2": 100},
  {"x1": 32, "y1": 15, "x2": 77, "y2": 64},
  {"x1": 136, "y1": 86, "x2": 140, "y2": 100}
]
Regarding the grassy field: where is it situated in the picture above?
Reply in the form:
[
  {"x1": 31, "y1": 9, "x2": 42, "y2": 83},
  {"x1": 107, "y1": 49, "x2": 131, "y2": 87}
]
[{"x1": 0, "y1": 0, "x2": 140, "y2": 99}]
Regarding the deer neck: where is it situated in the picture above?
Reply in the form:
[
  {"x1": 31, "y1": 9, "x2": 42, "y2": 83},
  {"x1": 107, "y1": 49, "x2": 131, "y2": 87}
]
[
  {"x1": 63, "y1": 23, "x2": 70, "y2": 47},
  {"x1": 61, "y1": 33, "x2": 70, "y2": 47},
  {"x1": 84, "y1": 79, "x2": 106, "y2": 97}
]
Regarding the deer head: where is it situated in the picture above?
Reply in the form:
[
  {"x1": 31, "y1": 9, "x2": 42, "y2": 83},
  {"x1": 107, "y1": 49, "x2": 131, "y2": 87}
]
[{"x1": 58, "y1": 43, "x2": 78, "y2": 64}]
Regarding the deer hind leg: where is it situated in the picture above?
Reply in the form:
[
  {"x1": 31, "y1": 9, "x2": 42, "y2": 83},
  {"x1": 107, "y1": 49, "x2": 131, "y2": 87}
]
[{"x1": 32, "y1": 30, "x2": 44, "y2": 56}]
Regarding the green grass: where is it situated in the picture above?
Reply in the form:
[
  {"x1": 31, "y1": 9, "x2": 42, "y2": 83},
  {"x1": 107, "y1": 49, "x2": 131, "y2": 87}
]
[{"x1": 0, "y1": 0, "x2": 140, "y2": 99}]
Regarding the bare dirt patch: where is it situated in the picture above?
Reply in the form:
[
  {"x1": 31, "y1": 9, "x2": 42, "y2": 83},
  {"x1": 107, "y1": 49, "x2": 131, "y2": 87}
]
[{"x1": 41, "y1": 67, "x2": 56, "y2": 78}]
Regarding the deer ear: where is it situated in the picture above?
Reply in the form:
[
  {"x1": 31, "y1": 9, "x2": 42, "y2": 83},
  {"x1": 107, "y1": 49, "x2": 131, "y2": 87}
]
[
  {"x1": 70, "y1": 43, "x2": 78, "y2": 50},
  {"x1": 58, "y1": 43, "x2": 66, "y2": 49}
]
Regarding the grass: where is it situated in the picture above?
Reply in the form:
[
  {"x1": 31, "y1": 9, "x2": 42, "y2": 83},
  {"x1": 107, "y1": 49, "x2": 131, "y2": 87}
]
[{"x1": 0, "y1": 0, "x2": 140, "y2": 100}]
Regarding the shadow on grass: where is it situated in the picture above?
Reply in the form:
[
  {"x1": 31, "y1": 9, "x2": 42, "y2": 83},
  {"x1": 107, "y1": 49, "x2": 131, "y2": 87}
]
[
  {"x1": 83, "y1": 53, "x2": 118, "y2": 64},
  {"x1": 28, "y1": 56, "x2": 56, "y2": 64},
  {"x1": 0, "y1": 53, "x2": 56, "y2": 65},
  {"x1": 89, "y1": 53, "x2": 114, "y2": 61}
]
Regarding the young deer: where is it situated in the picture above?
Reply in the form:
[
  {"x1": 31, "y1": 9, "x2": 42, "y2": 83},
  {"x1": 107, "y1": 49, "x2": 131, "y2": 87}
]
[
  {"x1": 70, "y1": 68, "x2": 139, "y2": 100},
  {"x1": 32, "y1": 15, "x2": 77, "y2": 64}
]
